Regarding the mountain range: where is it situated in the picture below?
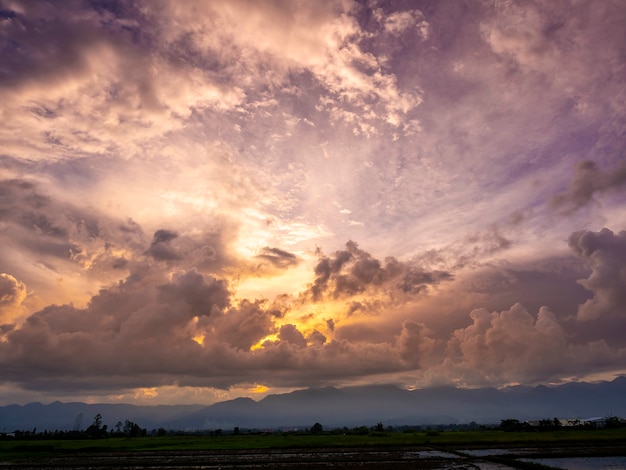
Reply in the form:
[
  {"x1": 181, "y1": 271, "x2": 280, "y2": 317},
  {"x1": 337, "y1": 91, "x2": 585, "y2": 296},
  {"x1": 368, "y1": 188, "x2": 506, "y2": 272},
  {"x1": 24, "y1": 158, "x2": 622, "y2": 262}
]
[{"x1": 2, "y1": 377, "x2": 625, "y2": 432}]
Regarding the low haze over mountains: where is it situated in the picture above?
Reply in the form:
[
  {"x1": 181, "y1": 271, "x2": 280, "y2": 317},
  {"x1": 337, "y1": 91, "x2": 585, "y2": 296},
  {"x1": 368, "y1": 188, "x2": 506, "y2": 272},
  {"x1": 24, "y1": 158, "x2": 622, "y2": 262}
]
[{"x1": 2, "y1": 378, "x2": 625, "y2": 432}]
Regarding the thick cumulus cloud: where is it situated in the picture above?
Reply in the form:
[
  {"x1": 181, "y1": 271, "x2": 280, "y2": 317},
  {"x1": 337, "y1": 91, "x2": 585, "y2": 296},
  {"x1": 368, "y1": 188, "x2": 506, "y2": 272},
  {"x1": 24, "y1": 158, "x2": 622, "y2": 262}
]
[
  {"x1": 308, "y1": 241, "x2": 452, "y2": 301},
  {"x1": 448, "y1": 304, "x2": 568, "y2": 384},
  {"x1": 0, "y1": 247, "x2": 437, "y2": 393},
  {"x1": 396, "y1": 320, "x2": 433, "y2": 368},
  {"x1": 0, "y1": 273, "x2": 27, "y2": 325},
  {"x1": 415, "y1": 228, "x2": 626, "y2": 387},
  {"x1": 1, "y1": 0, "x2": 626, "y2": 400},
  {"x1": 146, "y1": 229, "x2": 181, "y2": 261},
  {"x1": 0, "y1": 267, "x2": 239, "y2": 390},
  {"x1": 568, "y1": 228, "x2": 626, "y2": 322},
  {"x1": 1, "y1": 230, "x2": 626, "y2": 395},
  {"x1": 441, "y1": 303, "x2": 623, "y2": 386}
]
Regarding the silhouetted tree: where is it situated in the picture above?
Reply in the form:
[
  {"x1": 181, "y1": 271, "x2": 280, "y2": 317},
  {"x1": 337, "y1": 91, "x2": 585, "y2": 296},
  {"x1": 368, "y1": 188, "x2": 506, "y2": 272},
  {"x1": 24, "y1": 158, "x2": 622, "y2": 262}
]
[
  {"x1": 310, "y1": 422, "x2": 323, "y2": 433},
  {"x1": 86, "y1": 413, "x2": 108, "y2": 438},
  {"x1": 123, "y1": 420, "x2": 145, "y2": 437},
  {"x1": 500, "y1": 419, "x2": 522, "y2": 432},
  {"x1": 352, "y1": 426, "x2": 369, "y2": 435},
  {"x1": 604, "y1": 416, "x2": 623, "y2": 429},
  {"x1": 93, "y1": 413, "x2": 102, "y2": 429}
]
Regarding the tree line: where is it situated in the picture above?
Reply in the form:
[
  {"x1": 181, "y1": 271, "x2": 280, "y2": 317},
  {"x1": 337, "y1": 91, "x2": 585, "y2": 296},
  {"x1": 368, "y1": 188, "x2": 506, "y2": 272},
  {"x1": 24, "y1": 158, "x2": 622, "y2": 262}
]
[
  {"x1": 499, "y1": 416, "x2": 625, "y2": 432},
  {"x1": 3, "y1": 413, "x2": 624, "y2": 440},
  {"x1": 1, "y1": 413, "x2": 149, "y2": 440}
]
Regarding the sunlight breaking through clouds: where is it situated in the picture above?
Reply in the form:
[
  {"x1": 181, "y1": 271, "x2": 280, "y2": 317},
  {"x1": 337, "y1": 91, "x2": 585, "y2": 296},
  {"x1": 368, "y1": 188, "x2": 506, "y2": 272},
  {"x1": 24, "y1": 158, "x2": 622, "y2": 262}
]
[{"x1": 0, "y1": 0, "x2": 625, "y2": 405}]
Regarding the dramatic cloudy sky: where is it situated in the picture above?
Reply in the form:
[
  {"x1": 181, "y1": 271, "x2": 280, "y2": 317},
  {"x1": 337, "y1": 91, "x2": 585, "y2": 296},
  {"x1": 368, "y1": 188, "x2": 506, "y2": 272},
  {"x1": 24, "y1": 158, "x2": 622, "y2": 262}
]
[{"x1": 1, "y1": 0, "x2": 626, "y2": 405}]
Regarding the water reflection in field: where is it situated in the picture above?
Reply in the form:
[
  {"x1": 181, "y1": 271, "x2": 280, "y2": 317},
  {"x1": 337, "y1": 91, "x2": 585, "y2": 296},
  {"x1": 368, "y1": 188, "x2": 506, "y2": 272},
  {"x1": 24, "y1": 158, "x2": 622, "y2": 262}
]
[
  {"x1": 0, "y1": 448, "x2": 519, "y2": 469},
  {"x1": 522, "y1": 456, "x2": 626, "y2": 469},
  {"x1": 3, "y1": 447, "x2": 625, "y2": 469},
  {"x1": 459, "y1": 448, "x2": 518, "y2": 456}
]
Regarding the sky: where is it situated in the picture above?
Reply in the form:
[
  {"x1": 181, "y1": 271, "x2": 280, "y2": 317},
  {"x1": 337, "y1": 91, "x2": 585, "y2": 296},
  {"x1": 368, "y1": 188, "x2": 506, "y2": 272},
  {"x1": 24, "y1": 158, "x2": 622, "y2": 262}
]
[{"x1": 1, "y1": 0, "x2": 626, "y2": 406}]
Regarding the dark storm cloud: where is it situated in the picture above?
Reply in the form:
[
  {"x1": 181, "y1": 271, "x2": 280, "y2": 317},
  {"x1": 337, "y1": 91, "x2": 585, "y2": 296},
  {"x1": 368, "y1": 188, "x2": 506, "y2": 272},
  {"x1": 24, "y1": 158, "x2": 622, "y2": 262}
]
[
  {"x1": 157, "y1": 270, "x2": 230, "y2": 317},
  {"x1": 308, "y1": 241, "x2": 452, "y2": 301},
  {"x1": 2, "y1": 227, "x2": 626, "y2": 393},
  {"x1": 0, "y1": 262, "x2": 429, "y2": 392},
  {"x1": 211, "y1": 299, "x2": 276, "y2": 351},
  {"x1": 0, "y1": 267, "x2": 232, "y2": 382},
  {"x1": 551, "y1": 160, "x2": 626, "y2": 213},
  {"x1": 278, "y1": 324, "x2": 307, "y2": 348}
]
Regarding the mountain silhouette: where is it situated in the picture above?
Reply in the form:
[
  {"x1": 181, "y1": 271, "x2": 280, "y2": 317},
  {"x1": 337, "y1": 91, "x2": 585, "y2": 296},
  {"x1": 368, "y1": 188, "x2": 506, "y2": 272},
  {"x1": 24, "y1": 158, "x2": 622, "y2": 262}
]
[{"x1": 1, "y1": 377, "x2": 625, "y2": 432}]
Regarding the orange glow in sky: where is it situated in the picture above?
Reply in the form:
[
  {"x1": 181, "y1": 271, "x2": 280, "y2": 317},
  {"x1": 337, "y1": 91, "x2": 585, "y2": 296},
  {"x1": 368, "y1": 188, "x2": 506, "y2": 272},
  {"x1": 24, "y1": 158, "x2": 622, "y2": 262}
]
[{"x1": 0, "y1": 0, "x2": 625, "y2": 406}]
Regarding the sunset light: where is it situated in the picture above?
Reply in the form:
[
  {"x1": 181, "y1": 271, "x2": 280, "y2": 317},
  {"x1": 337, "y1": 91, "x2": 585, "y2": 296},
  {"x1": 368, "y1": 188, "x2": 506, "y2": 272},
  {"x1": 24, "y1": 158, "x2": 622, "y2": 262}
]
[{"x1": 0, "y1": 0, "x2": 625, "y2": 409}]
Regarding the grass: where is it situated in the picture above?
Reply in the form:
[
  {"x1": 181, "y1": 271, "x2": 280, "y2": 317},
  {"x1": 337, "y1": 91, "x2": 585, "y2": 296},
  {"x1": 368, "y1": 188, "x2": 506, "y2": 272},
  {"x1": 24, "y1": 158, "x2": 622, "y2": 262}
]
[{"x1": 2, "y1": 429, "x2": 626, "y2": 461}]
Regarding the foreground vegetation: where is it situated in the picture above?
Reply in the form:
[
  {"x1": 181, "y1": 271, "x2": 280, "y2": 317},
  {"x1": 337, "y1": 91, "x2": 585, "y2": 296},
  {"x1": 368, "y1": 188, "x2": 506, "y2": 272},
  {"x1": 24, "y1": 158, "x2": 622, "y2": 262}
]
[
  {"x1": 2, "y1": 428, "x2": 626, "y2": 457},
  {"x1": 1, "y1": 429, "x2": 624, "y2": 470}
]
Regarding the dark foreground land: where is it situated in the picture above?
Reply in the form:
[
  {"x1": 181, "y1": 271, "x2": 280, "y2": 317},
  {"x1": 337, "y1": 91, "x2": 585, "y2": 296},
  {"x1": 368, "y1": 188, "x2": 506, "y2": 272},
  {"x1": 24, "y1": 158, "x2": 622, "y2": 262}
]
[{"x1": 2, "y1": 429, "x2": 626, "y2": 469}]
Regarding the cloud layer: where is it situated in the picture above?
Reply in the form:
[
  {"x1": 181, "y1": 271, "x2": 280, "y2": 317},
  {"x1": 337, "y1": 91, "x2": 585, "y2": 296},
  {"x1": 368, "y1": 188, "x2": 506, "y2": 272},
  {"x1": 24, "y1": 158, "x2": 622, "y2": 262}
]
[{"x1": 1, "y1": 0, "x2": 625, "y2": 404}]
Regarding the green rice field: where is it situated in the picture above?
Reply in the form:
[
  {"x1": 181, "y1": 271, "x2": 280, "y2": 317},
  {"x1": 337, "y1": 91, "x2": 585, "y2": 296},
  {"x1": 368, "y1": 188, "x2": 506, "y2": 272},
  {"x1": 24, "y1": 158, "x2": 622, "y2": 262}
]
[{"x1": 1, "y1": 429, "x2": 625, "y2": 469}]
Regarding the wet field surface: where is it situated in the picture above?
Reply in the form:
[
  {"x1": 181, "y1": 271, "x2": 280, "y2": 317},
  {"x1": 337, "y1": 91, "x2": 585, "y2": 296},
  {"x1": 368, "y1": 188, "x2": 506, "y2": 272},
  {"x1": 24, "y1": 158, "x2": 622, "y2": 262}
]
[
  {"x1": 3, "y1": 444, "x2": 626, "y2": 469},
  {"x1": 0, "y1": 446, "x2": 515, "y2": 469}
]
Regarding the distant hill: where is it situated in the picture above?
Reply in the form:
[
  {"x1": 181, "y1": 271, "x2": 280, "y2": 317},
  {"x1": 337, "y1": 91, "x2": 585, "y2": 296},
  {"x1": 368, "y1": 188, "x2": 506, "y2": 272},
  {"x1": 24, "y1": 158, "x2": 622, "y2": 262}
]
[
  {"x1": 166, "y1": 377, "x2": 626, "y2": 430},
  {"x1": 2, "y1": 377, "x2": 625, "y2": 432},
  {"x1": 0, "y1": 402, "x2": 204, "y2": 433}
]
